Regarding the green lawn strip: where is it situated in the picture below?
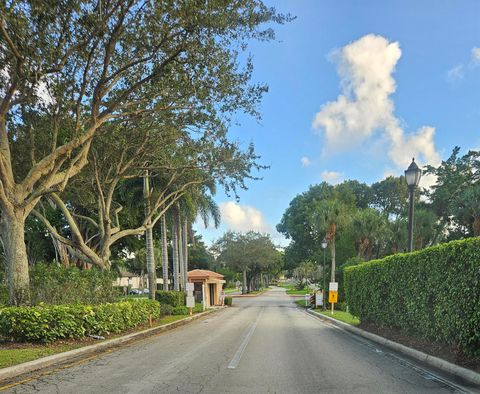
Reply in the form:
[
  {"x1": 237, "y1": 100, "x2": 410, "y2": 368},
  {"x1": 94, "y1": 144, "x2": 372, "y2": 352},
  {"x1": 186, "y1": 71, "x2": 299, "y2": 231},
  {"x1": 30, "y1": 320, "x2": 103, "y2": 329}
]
[
  {"x1": 316, "y1": 309, "x2": 360, "y2": 326},
  {"x1": 224, "y1": 288, "x2": 239, "y2": 294},
  {"x1": 294, "y1": 299, "x2": 310, "y2": 307},
  {"x1": 287, "y1": 289, "x2": 310, "y2": 295},
  {"x1": 0, "y1": 314, "x2": 193, "y2": 369}
]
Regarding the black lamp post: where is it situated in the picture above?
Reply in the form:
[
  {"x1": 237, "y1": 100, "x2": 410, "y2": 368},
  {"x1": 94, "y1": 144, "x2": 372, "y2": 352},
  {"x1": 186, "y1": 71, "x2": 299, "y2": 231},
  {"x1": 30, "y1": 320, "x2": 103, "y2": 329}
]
[
  {"x1": 321, "y1": 237, "x2": 328, "y2": 310},
  {"x1": 405, "y1": 158, "x2": 422, "y2": 252}
]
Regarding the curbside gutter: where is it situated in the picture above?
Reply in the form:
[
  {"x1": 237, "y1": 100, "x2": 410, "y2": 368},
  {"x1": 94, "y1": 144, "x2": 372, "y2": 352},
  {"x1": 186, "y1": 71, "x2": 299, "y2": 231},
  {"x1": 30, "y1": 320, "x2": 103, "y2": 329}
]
[
  {"x1": 0, "y1": 310, "x2": 216, "y2": 383},
  {"x1": 306, "y1": 308, "x2": 480, "y2": 387}
]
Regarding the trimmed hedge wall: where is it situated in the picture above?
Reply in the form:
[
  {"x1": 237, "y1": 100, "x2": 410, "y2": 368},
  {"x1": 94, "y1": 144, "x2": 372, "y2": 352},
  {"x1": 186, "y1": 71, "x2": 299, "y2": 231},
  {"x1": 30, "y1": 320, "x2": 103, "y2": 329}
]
[
  {"x1": 344, "y1": 238, "x2": 480, "y2": 356},
  {"x1": 155, "y1": 290, "x2": 185, "y2": 307},
  {"x1": 0, "y1": 299, "x2": 160, "y2": 343}
]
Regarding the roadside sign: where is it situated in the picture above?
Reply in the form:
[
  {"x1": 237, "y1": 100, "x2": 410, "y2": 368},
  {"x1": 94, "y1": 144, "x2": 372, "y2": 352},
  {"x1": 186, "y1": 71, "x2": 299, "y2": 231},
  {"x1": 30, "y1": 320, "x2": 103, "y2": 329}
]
[
  {"x1": 186, "y1": 296, "x2": 195, "y2": 308},
  {"x1": 328, "y1": 291, "x2": 338, "y2": 303},
  {"x1": 304, "y1": 293, "x2": 310, "y2": 306},
  {"x1": 315, "y1": 291, "x2": 323, "y2": 306},
  {"x1": 329, "y1": 282, "x2": 338, "y2": 292},
  {"x1": 186, "y1": 283, "x2": 194, "y2": 292}
]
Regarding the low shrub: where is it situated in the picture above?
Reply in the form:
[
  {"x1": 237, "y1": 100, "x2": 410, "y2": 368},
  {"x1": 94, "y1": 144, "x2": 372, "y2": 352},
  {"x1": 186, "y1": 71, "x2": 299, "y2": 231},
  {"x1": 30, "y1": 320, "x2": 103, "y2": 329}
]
[
  {"x1": 171, "y1": 306, "x2": 189, "y2": 315},
  {"x1": 160, "y1": 304, "x2": 173, "y2": 316},
  {"x1": 30, "y1": 263, "x2": 117, "y2": 305},
  {"x1": 193, "y1": 303, "x2": 204, "y2": 313},
  {"x1": 224, "y1": 296, "x2": 233, "y2": 306},
  {"x1": 0, "y1": 299, "x2": 160, "y2": 343},
  {"x1": 155, "y1": 290, "x2": 185, "y2": 307},
  {"x1": 344, "y1": 238, "x2": 480, "y2": 356}
]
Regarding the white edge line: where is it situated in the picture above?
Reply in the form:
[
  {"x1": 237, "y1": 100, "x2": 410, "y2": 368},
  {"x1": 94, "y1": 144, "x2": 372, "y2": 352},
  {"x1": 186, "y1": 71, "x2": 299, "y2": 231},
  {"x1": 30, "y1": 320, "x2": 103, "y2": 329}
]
[{"x1": 227, "y1": 308, "x2": 264, "y2": 369}]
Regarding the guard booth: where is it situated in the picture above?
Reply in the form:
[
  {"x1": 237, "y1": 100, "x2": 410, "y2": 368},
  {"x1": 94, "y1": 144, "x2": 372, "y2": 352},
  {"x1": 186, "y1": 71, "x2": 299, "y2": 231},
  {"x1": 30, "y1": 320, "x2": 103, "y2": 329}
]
[{"x1": 187, "y1": 269, "x2": 226, "y2": 307}]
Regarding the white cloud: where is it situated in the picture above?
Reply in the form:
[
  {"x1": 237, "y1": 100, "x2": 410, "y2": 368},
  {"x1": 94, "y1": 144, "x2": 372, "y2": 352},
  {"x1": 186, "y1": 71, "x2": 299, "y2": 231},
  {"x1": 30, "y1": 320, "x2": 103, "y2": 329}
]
[
  {"x1": 312, "y1": 34, "x2": 441, "y2": 185},
  {"x1": 219, "y1": 202, "x2": 271, "y2": 233},
  {"x1": 300, "y1": 156, "x2": 311, "y2": 167},
  {"x1": 321, "y1": 170, "x2": 343, "y2": 185},
  {"x1": 471, "y1": 47, "x2": 480, "y2": 65},
  {"x1": 446, "y1": 64, "x2": 465, "y2": 82}
]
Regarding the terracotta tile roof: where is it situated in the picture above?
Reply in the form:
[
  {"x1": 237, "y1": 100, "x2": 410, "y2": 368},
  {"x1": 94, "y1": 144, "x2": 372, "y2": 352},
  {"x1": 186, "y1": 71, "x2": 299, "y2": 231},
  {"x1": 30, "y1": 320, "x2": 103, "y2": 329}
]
[{"x1": 187, "y1": 269, "x2": 224, "y2": 280}]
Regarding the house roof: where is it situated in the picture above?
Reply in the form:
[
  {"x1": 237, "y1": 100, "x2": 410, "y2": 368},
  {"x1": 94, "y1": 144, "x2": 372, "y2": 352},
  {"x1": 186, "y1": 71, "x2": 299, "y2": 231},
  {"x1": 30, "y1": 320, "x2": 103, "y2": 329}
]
[{"x1": 187, "y1": 269, "x2": 224, "y2": 280}]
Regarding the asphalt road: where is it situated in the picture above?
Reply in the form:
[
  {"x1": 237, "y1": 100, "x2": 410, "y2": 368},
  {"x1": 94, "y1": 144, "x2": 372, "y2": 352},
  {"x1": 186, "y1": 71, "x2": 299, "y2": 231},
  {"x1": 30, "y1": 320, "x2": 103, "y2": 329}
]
[{"x1": 4, "y1": 288, "x2": 478, "y2": 394}]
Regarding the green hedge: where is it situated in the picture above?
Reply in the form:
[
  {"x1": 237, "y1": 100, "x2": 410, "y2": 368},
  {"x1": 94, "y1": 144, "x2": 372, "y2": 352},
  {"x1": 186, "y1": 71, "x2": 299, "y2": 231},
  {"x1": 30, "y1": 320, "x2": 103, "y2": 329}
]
[
  {"x1": 224, "y1": 296, "x2": 233, "y2": 306},
  {"x1": 30, "y1": 263, "x2": 117, "y2": 305},
  {"x1": 155, "y1": 290, "x2": 185, "y2": 307},
  {"x1": 0, "y1": 299, "x2": 160, "y2": 343},
  {"x1": 344, "y1": 238, "x2": 480, "y2": 356}
]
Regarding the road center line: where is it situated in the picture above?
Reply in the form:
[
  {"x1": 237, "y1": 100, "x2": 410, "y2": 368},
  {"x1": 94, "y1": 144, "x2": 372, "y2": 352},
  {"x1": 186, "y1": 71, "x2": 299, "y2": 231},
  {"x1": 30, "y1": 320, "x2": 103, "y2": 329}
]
[{"x1": 227, "y1": 308, "x2": 264, "y2": 369}]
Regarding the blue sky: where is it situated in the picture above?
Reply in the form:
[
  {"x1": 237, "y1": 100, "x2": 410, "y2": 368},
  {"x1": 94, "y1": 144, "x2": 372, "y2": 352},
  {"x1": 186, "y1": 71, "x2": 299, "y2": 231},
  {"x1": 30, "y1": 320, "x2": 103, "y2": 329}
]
[{"x1": 194, "y1": 0, "x2": 480, "y2": 246}]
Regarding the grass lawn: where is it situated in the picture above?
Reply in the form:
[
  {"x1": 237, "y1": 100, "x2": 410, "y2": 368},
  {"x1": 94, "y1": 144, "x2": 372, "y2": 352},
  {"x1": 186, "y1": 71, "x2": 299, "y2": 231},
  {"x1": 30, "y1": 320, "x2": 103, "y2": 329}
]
[
  {"x1": 316, "y1": 309, "x2": 360, "y2": 326},
  {"x1": 224, "y1": 288, "x2": 239, "y2": 294},
  {"x1": 0, "y1": 344, "x2": 82, "y2": 369},
  {"x1": 279, "y1": 283, "x2": 311, "y2": 296},
  {"x1": 294, "y1": 299, "x2": 310, "y2": 307},
  {"x1": 0, "y1": 314, "x2": 192, "y2": 369}
]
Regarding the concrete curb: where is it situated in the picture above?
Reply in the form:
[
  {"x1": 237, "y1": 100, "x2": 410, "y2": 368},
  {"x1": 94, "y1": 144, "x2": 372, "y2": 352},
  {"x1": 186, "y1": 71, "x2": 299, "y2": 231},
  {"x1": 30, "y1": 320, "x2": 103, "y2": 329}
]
[
  {"x1": 306, "y1": 308, "x2": 480, "y2": 386},
  {"x1": 0, "y1": 310, "x2": 215, "y2": 383}
]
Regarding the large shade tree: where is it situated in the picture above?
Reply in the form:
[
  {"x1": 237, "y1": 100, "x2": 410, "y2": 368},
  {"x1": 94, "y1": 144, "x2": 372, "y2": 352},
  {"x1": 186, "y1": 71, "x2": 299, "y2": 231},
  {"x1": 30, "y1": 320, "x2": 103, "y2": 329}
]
[{"x1": 0, "y1": 0, "x2": 290, "y2": 304}]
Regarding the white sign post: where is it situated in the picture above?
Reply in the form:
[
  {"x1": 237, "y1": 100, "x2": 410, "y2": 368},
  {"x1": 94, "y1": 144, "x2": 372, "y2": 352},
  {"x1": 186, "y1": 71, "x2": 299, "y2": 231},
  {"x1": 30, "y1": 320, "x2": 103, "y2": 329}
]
[
  {"x1": 315, "y1": 291, "x2": 323, "y2": 307},
  {"x1": 329, "y1": 282, "x2": 338, "y2": 314},
  {"x1": 304, "y1": 293, "x2": 310, "y2": 308},
  {"x1": 186, "y1": 282, "x2": 195, "y2": 314}
]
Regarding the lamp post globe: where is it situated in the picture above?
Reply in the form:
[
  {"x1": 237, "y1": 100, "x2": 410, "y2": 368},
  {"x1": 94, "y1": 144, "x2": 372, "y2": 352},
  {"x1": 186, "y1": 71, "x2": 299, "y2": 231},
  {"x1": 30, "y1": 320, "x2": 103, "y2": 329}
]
[
  {"x1": 321, "y1": 238, "x2": 328, "y2": 310},
  {"x1": 405, "y1": 158, "x2": 422, "y2": 252}
]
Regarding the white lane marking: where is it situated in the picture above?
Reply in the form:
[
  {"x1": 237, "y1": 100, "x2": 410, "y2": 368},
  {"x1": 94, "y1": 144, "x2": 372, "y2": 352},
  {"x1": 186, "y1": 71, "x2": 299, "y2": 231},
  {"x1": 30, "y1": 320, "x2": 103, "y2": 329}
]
[
  {"x1": 302, "y1": 310, "x2": 470, "y2": 393},
  {"x1": 227, "y1": 308, "x2": 264, "y2": 369}
]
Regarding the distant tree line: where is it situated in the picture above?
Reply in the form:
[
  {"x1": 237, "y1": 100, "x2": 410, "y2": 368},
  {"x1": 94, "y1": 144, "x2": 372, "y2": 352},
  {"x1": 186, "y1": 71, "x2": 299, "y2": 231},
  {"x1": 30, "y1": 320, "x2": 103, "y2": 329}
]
[{"x1": 277, "y1": 147, "x2": 480, "y2": 277}]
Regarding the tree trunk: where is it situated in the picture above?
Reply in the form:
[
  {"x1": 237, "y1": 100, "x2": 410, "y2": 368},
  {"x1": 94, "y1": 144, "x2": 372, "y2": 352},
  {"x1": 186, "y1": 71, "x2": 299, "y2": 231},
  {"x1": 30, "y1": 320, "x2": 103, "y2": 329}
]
[
  {"x1": 172, "y1": 220, "x2": 180, "y2": 291},
  {"x1": 177, "y1": 212, "x2": 184, "y2": 291},
  {"x1": 330, "y1": 237, "x2": 336, "y2": 283},
  {"x1": 144, "y1": 171, "x2": 157, "y2": 300},
  {"x1": 473, "y1": 216, "x2": 480, "y2": 237},
  {"x1": 1, "y1": 212, "x2": 30, "y2": 305},
  {"x1": 182, "y1": 219, "x2": 189, "y2": 286},
  {"x1": 160, "y1": 214, "x2": 169, "y2": 290},
  {"x1": 242, "y1": 269, "x2": 247, "y2": 294}
]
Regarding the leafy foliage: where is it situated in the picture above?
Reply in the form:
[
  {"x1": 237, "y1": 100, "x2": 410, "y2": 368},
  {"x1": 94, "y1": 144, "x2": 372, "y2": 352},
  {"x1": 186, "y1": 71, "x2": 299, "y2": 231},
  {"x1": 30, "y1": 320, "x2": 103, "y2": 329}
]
[
  {"x1": 224, "y1": 296, "x2": 233, "y2": 306},
  {"x1": 29, "y1": 264, "x2": 117, "y2": 305},
  {"x1": 155, "y1": 290, "x2": 186, "y2": 307},
  {"x1": 0, "y1": 299, "x2": 161, "y2": 343},
  {"x1": 344, "y1": 238, "x2": 480, "y2": 356}
]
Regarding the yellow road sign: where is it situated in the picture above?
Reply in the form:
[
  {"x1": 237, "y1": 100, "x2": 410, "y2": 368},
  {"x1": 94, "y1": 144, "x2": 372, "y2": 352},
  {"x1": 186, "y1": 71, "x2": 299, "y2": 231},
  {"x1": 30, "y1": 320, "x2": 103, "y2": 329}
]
[{"x1": 328, "y1": 291, "x2": 338, "y2": 303}]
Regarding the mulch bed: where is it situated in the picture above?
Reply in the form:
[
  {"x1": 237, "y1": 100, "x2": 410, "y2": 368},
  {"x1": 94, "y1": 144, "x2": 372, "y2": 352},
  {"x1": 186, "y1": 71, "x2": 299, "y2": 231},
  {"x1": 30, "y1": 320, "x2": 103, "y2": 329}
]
[{"x1": 358, "y1": 322, "x2": 480, "y2": 373}]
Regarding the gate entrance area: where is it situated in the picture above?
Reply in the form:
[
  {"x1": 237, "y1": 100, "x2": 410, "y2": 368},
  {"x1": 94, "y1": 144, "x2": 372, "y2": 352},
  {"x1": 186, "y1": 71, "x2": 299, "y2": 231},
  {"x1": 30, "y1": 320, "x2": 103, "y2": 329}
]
[
  {"x1": 187, "y1": 269, "x2": 226, "y2": 308},
  {"x1": 209, "y1": 283, "x2": 215, "y2": 306}
]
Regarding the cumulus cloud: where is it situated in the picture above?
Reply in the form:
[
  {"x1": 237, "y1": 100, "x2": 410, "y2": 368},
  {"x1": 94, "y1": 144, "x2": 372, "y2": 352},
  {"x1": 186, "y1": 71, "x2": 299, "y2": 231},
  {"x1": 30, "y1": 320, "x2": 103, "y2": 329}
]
[
  {"x1": 321, "y1": 170, "x2": 343, "y2": 185},
  {"x1": 219, "y1": 202, "x2": 271, "y2": 233},
  {"x1": 312, "y1": 34, "x2": 441, "y2": 186},
  {"x1": 300, "y1": 156, "x2": 311, "y2": 167},
  {"x1": 446, "y1": 64, "x2": 465, "y2": 82},
  {"x1": 472, "y1": 47, "x2": 480, "y2": 63}
]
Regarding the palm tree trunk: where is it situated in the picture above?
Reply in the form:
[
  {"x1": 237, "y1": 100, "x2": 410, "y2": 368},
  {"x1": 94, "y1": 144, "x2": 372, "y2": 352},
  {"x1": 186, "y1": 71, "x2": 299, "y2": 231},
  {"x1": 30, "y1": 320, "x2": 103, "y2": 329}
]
[
  {"x1": 330, "y1": 237, "x2": 336, "y2": 283},
  {"x1": 177, "y1": 213, "x2": 184, "y2": 291},
  {"x1": 172, "y1": 219, "x2": 180, "y2": 291},
  {"x1": 144, "y1": 171, "x2": 156, "y2": 300},
  {"x1": 182, "y1": 219, "x2": 189, "y2": 286},
  {"x1": 242, "y1": 269, "x2": 247, "y2": 294},
  {"x1": 160, "y1": 214, "x2": 169, "y2": 290}
]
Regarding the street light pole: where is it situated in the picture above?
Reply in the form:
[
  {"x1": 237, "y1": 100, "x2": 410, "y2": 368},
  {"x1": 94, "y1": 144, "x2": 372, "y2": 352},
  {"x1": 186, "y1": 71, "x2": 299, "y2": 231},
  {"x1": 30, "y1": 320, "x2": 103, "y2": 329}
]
[
  {"x1": 405, "y1": 158, "x2": 422, "y2": 252},
  {"x1": 321, "y1": 238, "x2": 328, "y2": 311}
]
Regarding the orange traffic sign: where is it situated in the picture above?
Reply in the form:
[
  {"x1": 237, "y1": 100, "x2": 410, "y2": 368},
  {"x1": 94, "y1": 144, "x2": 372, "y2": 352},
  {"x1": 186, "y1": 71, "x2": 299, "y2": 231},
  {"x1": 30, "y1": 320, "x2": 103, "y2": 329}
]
[{"x1": 328, "y1": 291, "x2": 338, "y2": 303}]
